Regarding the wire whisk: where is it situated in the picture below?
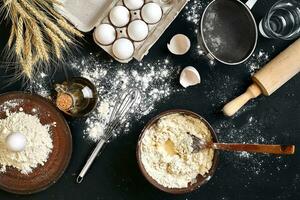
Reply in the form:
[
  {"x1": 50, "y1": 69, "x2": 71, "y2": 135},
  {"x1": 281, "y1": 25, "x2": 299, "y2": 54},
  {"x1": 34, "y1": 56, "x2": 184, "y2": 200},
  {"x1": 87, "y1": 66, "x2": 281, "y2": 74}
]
[
  {"x1": 104, "y1": 88, "x2": 141, "y2": 141},
  {"x1": 77, "y1": 88, "x2": 141, "y2": 183}
]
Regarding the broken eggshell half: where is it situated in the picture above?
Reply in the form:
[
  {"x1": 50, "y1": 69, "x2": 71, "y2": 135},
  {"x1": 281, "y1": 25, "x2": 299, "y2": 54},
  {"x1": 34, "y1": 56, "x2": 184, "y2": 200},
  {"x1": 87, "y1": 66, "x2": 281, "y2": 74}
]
[
  {"x1": 167, "y1": 34, "x2": 191, "y2": 55},
  {"x1": 179, "y1": 66, "x2": 201, "y2": 88}
]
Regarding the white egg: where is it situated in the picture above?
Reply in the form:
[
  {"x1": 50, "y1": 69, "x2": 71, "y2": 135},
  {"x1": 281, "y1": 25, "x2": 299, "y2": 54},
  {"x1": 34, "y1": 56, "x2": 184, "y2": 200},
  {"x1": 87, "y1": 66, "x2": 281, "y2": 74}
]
[
  {"x1": 127, "y1": 20, "x2": 149, "y2": 41},
  {"x1": 124, "y1": 0, "x2": 144, "y2": 10},
  {"x1": 109, "y1": 6, "x2": 130, "y2": 27},
  {"x1": 112, "y1": 38, "x2": 134, "y2": 60},
  {"x1": 141, "y1": 3, "x2": 162, "y2": 24},
  {"x1": 94, "y1": 24, "x2": 116, "y2": 45},
  {"x1": 5, "y1": 132, "x2": 27, "y2": 152}
]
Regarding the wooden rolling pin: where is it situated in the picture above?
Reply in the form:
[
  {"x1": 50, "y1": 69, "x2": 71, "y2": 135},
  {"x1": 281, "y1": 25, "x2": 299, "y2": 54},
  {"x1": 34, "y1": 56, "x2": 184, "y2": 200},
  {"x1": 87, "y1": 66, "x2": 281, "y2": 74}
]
[{"x1": 223, "y1": 38, "x2": 300, "y2": 116}]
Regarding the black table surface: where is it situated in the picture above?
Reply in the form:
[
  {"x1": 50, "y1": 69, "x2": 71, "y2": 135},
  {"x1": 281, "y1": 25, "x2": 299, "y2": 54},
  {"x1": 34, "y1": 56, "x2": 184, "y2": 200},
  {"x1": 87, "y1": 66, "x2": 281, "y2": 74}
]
[{"x1": 0, "y1": 0, "x2": 299, "y2": 199}]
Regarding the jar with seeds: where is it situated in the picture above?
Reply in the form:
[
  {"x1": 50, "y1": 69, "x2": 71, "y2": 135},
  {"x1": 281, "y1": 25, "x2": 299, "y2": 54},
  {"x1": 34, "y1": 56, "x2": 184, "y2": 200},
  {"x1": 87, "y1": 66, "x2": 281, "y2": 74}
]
[{"x1": 55, "y1": 77, "x2": 98, "y2": 117}]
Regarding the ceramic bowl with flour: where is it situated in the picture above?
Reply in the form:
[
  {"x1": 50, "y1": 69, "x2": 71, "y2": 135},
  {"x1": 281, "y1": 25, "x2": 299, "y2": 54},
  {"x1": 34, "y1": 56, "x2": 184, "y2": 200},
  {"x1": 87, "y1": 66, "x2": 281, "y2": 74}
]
[
  {"x1": 137, "y1": 110, "x2": 219, "y2": 194},
  {"x1": 0, "y1": 92, "x2": 72, "y2": 195}
]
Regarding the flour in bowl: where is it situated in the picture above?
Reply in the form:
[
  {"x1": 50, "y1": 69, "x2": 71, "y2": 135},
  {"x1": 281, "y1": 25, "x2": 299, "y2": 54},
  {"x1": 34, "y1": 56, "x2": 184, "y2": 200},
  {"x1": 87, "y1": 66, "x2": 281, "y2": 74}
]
[
  {"x1": 0, "y1": 110, "x2": 53, "y2": 174},
  {"x1": 140, "y1": 113, "x2": 214, "y2": 188}
]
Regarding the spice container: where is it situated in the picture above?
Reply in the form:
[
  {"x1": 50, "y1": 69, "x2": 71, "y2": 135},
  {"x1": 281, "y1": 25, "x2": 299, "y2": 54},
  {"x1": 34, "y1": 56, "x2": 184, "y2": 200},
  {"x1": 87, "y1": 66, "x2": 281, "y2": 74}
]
[
  {"x1": 54, "y1": 0, "x2": 189, "y2": 63},
  {"x1": 54, "y1": 77, "x2": 98, "y2": 117}
]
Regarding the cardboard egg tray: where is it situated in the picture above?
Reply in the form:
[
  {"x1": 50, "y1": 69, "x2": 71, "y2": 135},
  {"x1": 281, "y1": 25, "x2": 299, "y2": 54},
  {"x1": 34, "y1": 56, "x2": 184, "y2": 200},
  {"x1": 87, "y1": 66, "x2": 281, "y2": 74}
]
[{"x1": 54, "y1": 0, "x2": 189, "y2": 63}]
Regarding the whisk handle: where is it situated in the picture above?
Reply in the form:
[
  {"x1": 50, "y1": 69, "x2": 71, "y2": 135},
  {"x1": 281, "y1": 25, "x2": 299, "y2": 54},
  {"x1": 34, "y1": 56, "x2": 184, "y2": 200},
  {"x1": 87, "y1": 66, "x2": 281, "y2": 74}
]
[{"x1": 76, "y1": 139, "x2": 106, "y2": 183}]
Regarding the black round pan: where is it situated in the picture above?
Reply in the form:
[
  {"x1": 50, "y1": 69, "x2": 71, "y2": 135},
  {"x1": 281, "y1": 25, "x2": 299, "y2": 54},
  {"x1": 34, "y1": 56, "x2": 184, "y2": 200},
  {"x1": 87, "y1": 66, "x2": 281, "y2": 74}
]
[{"x1": 199, "y1": 0, "x2": 258, "y2": 65}]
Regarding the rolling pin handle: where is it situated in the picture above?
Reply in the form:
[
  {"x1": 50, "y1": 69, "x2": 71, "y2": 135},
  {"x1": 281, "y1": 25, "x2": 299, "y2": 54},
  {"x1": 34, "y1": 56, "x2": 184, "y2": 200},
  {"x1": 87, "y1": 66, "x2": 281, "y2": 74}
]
[{"x1": 223, "y1": 83, "x2": 262, "y2": 117}]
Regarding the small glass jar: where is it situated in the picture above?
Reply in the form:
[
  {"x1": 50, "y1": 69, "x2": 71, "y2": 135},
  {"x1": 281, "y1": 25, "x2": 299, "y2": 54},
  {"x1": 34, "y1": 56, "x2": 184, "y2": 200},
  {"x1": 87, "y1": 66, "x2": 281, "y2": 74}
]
[
  {"x1": 55, "y1": 77, "x2": 98, "y2": 117},
  {"x1": 259, "y1": 0, "x2": 300, "y2": 40}
]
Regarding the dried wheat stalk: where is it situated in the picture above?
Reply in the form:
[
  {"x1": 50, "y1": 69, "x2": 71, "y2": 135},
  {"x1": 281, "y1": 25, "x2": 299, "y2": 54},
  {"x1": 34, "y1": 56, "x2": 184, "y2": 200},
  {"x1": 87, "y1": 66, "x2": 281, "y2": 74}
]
[{"x1": 2, "y1": 0, "x2": 83, "y2": 79}]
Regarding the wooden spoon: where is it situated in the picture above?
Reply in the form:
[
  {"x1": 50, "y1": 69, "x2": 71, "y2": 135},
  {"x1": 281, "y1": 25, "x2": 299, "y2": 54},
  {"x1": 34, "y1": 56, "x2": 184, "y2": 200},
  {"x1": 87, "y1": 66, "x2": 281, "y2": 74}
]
[{"x1": 189, "y1": 134, "x2": 295, "y2": 155}]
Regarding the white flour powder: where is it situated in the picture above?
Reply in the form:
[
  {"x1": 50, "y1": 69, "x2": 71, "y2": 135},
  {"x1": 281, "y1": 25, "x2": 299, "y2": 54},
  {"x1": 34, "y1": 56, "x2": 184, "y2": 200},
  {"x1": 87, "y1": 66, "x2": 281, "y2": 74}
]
[
  {"x1": 32, "y1": 54, "x2": 183, "y2": 142},
  {"x1": 140, "y1": 113, "x2": 214, "y2": 188},
  {"x1": 0, "y1": 111, "x2": 53, "y2": 174},
  {"x1": 245, "y1": 49, "x2": 271, "y2": 75},
  {"x1": 73, "y1": 57, "x2": 182, "y2": 141},
  {"x1": 183, "y1": 0, "x2": 207, "y2": 25}
]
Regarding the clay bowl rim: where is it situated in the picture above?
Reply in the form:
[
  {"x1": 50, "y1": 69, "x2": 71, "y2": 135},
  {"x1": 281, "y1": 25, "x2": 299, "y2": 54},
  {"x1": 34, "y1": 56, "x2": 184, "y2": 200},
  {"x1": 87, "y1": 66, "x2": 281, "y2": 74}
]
[
  {"x1": 0, "y1": 91, "x2": 73, "y2": 195},
  {"x1": 136, "y1": 109, "x2": 219, "y2": 194}
]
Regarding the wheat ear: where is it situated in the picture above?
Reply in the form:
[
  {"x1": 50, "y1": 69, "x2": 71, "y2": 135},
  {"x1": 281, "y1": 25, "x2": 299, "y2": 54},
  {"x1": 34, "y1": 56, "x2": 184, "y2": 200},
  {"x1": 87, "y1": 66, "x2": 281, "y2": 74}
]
[
  {"x1": 15, "y1": 17, "x2": 24, "y2": 57},
  {"x1": 2, "y1": 0, "x2": 83, "y2": 80},
  {"x1": 43, "y1": 25, "x2": 65, "y2": 59},
  {"x1": 3, "y1": 0, "x2": 14, "y2": 7},
  {"x1": 44, "y1": 0, "x2": 62, "y2": 5},
  {"x1": 58, "y1": 19, "x2": 83, "y2": 37},
  {"x1": 33, "y1": 0, "x2": 83, "y2": 37},
  {"x1": 8, "y1": 22, "x2": 16, "y2": 48},
  {"x1": 12, "y1": 1, "x2": 32, "y2": 19},
  {"x1": 22, "y1": 26, "x2": 33, "y2": 78},
  {"x1": 20, "y1": 0, "x2": 72, "y2": 43},
  {"x1": 29, "y1": 21, "x2": 49, "y2": 62},
  {"x1": 7, "y1": 3, "x2": 17, "y2": 48}
]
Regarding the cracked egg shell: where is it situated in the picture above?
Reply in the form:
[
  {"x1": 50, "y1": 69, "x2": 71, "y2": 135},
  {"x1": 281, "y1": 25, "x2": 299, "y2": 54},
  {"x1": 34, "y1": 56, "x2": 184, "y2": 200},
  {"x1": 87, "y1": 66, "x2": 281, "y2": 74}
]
[
  {"x1": 167, "y1": 34, "x2": 191, "y2": 55},
  {"x1": 179, "y1": 66, "x2": 201, "y2": 88}
]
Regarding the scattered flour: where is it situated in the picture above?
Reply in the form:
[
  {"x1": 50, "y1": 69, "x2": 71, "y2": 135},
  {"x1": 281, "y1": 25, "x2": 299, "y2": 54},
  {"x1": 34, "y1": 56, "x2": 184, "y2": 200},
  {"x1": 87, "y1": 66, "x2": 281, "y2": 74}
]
[
  {"x1": 245, "y1": 49, "x2": 270, "y2": 75},
  {"x1": 32, "y1": 54, "x2": 183, "y2": 142},
  {"x1": 203, "y1": 72, "x2": 240, "y2": 108},
  {"x1": 183, "y1": 0, "x2": 207, "y2": 25},
  {"x1": 0, "y1": 109, "x2": 53, "y2": 174},
  {"x1": 29, "y1": 49, "x2": 286, "y2": 180},
  {"x1": 72, "y1": 57, "x2": 182, "y2": 141},
  {"x1": 212, "y1": 115, "x2": 279, "y2": 175}
]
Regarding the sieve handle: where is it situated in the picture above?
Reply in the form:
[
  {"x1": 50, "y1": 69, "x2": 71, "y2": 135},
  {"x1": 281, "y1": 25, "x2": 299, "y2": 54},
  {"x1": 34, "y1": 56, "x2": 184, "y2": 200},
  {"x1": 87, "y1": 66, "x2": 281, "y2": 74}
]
[{"x1": 245, "y1": 0, "x2": 258, "y2": 9}]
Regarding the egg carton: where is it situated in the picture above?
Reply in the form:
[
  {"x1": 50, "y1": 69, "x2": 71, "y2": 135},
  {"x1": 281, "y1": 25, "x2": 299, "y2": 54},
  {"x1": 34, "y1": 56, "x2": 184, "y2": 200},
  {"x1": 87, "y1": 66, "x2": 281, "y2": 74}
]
[{"x1": 54, "y1": 0, "x2": 189, "y2": 63}]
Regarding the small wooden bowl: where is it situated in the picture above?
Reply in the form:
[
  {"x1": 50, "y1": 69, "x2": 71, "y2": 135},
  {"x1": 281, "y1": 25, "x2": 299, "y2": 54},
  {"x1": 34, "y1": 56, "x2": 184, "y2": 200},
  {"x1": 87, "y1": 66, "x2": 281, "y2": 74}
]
[
  {"x1": 0, "y1": 92, "x2": 72, "y2": 195},
  {"x1": 136, "y1": 109, "x2": 219, "y2": 194}
]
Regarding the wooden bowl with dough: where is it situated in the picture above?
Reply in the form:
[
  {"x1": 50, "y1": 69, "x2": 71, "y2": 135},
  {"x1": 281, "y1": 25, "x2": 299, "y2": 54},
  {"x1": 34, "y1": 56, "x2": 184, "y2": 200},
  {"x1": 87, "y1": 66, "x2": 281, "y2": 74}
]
[{"x1": 136, "y1": 109, "x2": 219, "y2": 194}]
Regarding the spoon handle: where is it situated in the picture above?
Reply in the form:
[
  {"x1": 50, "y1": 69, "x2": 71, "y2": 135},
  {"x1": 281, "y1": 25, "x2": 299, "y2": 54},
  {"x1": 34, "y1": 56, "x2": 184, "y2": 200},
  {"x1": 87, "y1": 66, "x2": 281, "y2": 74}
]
[{"x1": 213, "y1": 143, "x2": 295, "y2": 155}]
